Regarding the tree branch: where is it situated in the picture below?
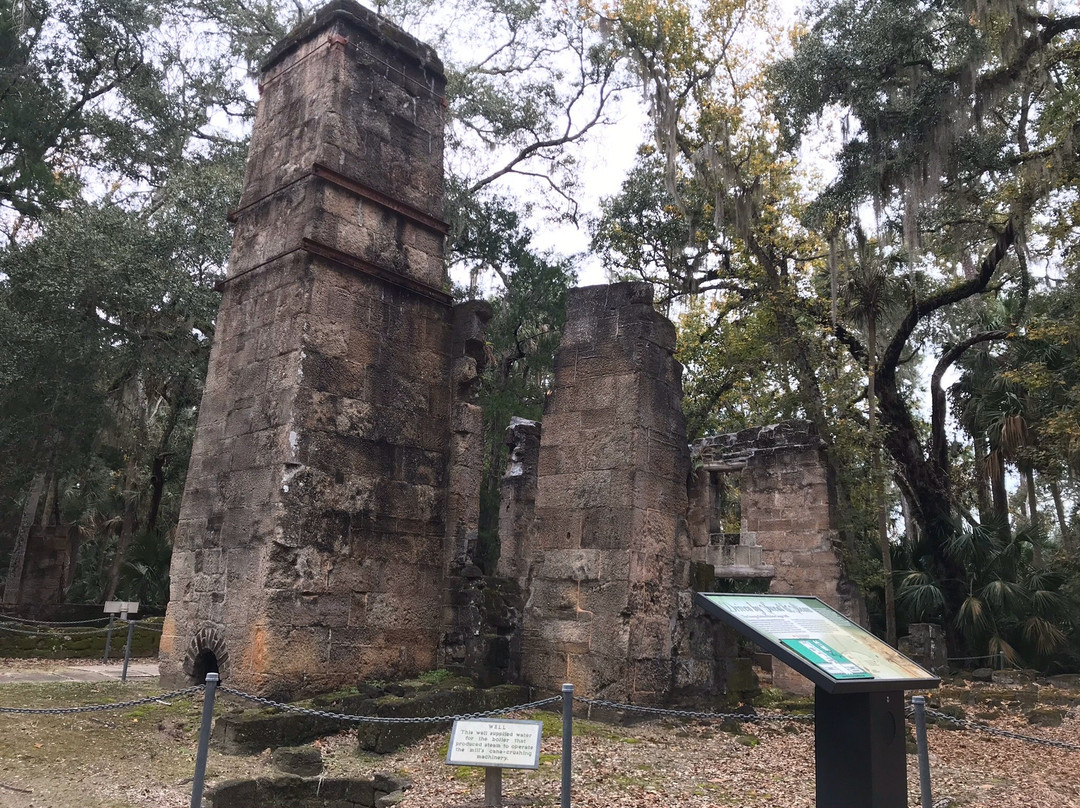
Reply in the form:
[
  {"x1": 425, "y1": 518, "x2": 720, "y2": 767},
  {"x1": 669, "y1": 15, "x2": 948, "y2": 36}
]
[
  {"x1": 930, "y1": 329, "x2": 1009, "y2": 476},
  {"x1": 881, "y1": 218, "x2": 1016, "y2": 382}
]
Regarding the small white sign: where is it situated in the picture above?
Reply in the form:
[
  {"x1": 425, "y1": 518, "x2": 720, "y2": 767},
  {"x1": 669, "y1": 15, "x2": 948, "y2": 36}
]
[
  {"x1": 103, "y1": 601, "x2": 140, "y2": 615},
  {"x1": 446, "y1": 719, "x2": 543, "y2": 769}
]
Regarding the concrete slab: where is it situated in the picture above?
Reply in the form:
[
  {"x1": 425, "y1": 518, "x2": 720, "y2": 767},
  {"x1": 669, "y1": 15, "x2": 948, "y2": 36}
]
[{"x1": 0, "y1": 662, "x2": 158, "y2": 684}]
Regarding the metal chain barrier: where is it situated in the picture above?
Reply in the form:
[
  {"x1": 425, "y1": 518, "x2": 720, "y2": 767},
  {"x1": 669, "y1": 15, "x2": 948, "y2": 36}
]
[
  {"x1": 0, "y1": 615, "x2": 110, "y2": 626},
  {"x1": 0, "y1": 685, "x2": 205, "y2": 715},
  {"x1": 573, "y1": 695, "x2": 813, "y2": 723},
  {"x1": 0, "y1": 622, "x2": 116, "y2": 636},
  {"x1": 0, "y1": 620, "x2": 162, "y2": 636},
  {"x1": 218, "y1": 685, "x2": 560, "y2": 724},
  {"x1": 923, "y1": 705, "x2": 1080, "y2": 751}
]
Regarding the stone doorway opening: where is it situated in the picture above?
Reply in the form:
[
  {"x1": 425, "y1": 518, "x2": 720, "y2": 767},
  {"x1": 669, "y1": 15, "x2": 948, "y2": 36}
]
[{"x1": 192, "y1": 649, "x2": 219, "y2": 684}]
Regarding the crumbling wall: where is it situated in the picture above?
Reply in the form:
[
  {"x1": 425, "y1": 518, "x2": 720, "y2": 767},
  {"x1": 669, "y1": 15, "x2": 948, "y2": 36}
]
[
  {"x1": 692, "y1": 423, "x2": 858, "y2": 615},
  {"x1": 160, "y1": 0, "x2": 453, "y2": 697},
  {"x1": 691, "y1": 423, "x2": 863, "y2": 694},
  {"x1": 518, "y1": 282, "x2": 716, "y2": 701},
  {"x1": 495, "y1": 417, "x2": 541, "y2": 582},
  {"x1": 444, "y1": 301, "x2": 493, "y2": 572}
]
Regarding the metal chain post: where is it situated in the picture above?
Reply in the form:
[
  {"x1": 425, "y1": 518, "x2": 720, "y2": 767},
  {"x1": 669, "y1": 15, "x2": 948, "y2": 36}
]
[
  {"x1": 912, "y1": 695, "x2": 933, "y2": 808},
  {"x1": 190, "y1": 673, "x2": 219, "y2": 808},
  {"x1": 561, "y1": 683, "x2": 573, "y2": 808},
  {"x1": 103, "y1": 614, "x2": 115, "y2": 664},
  {"x1": 121, "y1": 618, "x2": 135, "y2": 682}
]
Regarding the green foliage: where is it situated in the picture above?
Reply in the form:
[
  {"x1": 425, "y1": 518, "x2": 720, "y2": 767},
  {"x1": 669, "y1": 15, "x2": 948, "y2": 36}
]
[
  {"x1": 0, "y1": 143, "x2": 241, "y2": 602},
  {"x1": 0, "y1": 0, "x2": 253, "y2": 217},
  {"x1": 416, "y1": 668, "x2": 453, "y2": 684},
  {"x1": 898, "y1": 521, "x2": 1073, "y2": 664},
  {"x1": 456, "y1": 193, "x2": 575, "y2": 571}
]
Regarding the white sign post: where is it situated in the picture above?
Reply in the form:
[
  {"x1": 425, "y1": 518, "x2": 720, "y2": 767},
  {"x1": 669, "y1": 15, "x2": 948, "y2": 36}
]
[
  {"x1": 102, "y1": 601, "x2": 139, "y2": 678},
  {"x1": 446, "y1": 718, "x2": 543, "y2": 807}
]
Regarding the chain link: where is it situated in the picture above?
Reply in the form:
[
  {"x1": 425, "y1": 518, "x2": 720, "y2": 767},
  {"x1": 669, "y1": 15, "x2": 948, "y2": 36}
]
[
  {"x1": 923, "y1": 706, "x2": 1080, "y2": 751},
  {"x1": 0, "y1": 685, "x2": 205, "y2": 715},
  {"x1": 573, "y1": 696, "x2": 813, "y2": 723},
  {"x1": 218, "y1": 686, "x2": 560, "y2": 724}
]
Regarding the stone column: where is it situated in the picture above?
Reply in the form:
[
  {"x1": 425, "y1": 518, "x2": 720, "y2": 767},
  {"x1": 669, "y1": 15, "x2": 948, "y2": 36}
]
[
  {"x1": 445, "y1": 301, "x2": 493, "y2": 572},
  {"x1": 159, "y1": 0, "x2": 452, "y2": 697},
  {"x1": 521, "y1": 282, "x2": 692, "y2": 701},
  {"x1": 495, "y1": 417, "x2": 541, "y2": 581}
]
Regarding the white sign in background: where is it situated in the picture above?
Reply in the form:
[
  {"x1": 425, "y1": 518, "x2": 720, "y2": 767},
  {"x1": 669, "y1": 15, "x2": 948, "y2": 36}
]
[{"x1": 446, "y1": 719, "x2": 543, "y2": 769}]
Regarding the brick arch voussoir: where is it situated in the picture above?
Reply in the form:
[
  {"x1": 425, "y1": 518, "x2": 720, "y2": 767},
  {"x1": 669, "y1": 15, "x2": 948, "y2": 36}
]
[{"x1": 181, "y1": 625, "x2": 231, "y2": 683}]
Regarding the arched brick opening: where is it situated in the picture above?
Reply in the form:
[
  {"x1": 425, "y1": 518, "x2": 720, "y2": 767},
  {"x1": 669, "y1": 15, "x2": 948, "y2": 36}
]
[{"x1": 182, "y1": 626, "x2": 230, "y2": 684}]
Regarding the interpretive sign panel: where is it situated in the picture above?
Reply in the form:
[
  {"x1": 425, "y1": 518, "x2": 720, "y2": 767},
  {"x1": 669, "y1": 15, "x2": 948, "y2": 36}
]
[
  {"x1": 695, "y1": 593, "x2": 939, "y2": 693},
  {"x1": 446, "y1": 719, "x2": 543, "y2": 769}
]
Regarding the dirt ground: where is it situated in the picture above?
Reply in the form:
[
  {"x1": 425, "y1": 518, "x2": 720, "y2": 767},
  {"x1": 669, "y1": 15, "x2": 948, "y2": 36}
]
[{"x1": 0, "y1": 660, "x2": 1077, "y2": 808}]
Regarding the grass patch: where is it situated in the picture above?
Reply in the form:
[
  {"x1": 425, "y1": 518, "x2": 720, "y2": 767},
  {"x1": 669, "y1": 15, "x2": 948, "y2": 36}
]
[
  {"x1": 753, "y1": 687, "x2": 813, "y2": 714},
  {"x1": 416, "y1": 669, "x2": 453, "y2": 685}
]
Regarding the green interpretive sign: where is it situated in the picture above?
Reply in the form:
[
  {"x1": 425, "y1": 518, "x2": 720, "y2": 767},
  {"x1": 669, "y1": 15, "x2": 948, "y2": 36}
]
[
  {"x1": 695, "y1": 593, "x2": 939, "y2": 694},
  {"x1": 696, "y1": 593, "x2": 939, "y2": 807}
]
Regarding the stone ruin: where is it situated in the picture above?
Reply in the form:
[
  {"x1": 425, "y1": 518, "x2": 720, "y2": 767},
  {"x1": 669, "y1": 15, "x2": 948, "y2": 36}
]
[{"x1": 160, "y1": 0, "x2": 861, "y2": 700}]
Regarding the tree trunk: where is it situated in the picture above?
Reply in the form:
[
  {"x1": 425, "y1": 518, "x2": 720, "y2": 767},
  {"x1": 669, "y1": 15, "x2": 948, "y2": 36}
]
[
  {"x1": 1025, "y1": 466, "x2": 1042, "y2": 566},
  {"x1": 974, "y1": 435, "x2": 992, "y2": 524},
  {"x1": 1050, "y1": 479, "x2": 1071, "y2": 551},
  {"x1": 878, "y1": 477, "x2": 896, "y2": 646},
  {"x1": 146, "y1": 454, "x2": 167, "y2": 535},
  {"x1": 40, "y1": 473, "x2": 57, "y2": 527},
  {"x1": 876, "y1": 377, "x2": 966, "y2": 648},
  {"x1": 867, "y1": 314, "x2": 896, "y2": 646},
  {"x1": 103, "y1": 463, "x2": 139, "y2": 602},
  {"x1": 989, "y1": 451, "x2": 1011, "y2": 544},
  {"x1": 900, "y1": 488, "x2": 918, "y2": 547},
  {"x1": 2, "y1": 473, "x2": 45, "y2": 605}
]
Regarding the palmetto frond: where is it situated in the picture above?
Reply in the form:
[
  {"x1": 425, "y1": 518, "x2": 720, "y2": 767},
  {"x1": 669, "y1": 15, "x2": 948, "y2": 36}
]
[
  {"x1": 1028, "y1": 588, "x2": 1070, "y2": 620},
  {"x1": 897, "y1": 572, "x2": 945, "y2": 620},
  {"x1": 979, "y1": 579, "x2": 1027, "y2": 612},
  {"x1": 956, "y1": 595, "x2": 995, "y2": 639},
  {"x1": 1021, "y1": 616, "x2": 1067, "y2": 657},
  {"x1": 987, "y1": 635, "x2": 1019, "y2": 666}
]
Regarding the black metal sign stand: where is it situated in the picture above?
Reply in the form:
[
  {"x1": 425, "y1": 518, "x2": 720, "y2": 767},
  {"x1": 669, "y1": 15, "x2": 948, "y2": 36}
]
[
  {"x1": 694, "y1": 593, "x2": 938, "y2": 808},
  {"x1": 815, "y1": 687, "x2": 906, "y2": 808}
]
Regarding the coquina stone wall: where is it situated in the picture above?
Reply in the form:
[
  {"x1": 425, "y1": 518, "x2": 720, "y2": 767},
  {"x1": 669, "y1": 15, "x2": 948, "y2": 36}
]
[
  {"x1": 691, "y1": 423, "x2": 864, "y2": 693},
  {"x1": 691, "y1": 423, "x2": 860, "y2": 616},
  {"x1": 160, "y1": 0, "x2": 455, "y2": 697},
  {"x1": 519, "y1": 283, "x2": 711, "y2": 701}
]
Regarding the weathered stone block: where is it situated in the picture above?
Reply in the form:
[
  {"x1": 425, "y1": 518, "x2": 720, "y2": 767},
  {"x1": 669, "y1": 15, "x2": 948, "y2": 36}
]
[
  {"x1": 520, "y1": 282, "x2": 690, "y2": 702},
  {"x1": 272, "y1": 745, "x2": 324, "y2": 777}
]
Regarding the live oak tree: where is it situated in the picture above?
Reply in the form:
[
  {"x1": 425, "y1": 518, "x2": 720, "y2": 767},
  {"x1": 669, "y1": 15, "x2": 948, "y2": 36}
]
[
  {"x1": 773, "y1": 0, "x2": 1080, "y2": 651},
  {"x1": 595, "y1": 0, "x2": 1080, "y2": 658},
  {"x1": 0, "y1": 0, "x2": 257, "y2": 601}
]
